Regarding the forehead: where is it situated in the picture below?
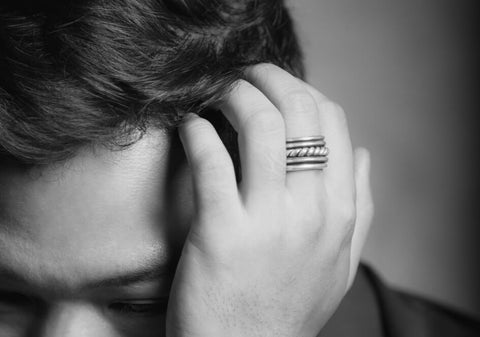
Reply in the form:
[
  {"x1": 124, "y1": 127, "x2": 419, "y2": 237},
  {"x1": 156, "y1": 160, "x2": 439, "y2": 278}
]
[{"x1": 0, "y1": 131, "x2": 192, "y2": 289}]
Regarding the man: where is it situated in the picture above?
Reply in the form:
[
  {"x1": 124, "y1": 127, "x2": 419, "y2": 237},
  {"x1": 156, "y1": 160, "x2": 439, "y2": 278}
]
[{"x1": 0, "y1": 0, "x2": 478, "y2": 336}]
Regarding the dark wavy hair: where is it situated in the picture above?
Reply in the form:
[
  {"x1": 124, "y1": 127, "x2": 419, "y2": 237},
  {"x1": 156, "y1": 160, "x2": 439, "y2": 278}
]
[{"x1": 0, "y1": 0, "x2": 304, "y2": 165}]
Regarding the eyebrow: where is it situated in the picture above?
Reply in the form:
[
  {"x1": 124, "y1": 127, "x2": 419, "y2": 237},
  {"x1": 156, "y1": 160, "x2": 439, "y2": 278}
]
[
  {"x1": 83, "y1": 263, "x2": 175, "y2": 290},
  {"x1": 0, "y1": 261, "x2": 175, "y2": 292}
]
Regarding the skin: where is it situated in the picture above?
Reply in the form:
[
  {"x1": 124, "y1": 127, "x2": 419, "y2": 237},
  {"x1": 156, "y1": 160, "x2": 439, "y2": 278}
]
[
  {"x1": 0, "y1": 128, "x2": 193, "y2": 336},
  {"x1": 0, "y1": 64, "x2": 373, "y2": 337}
]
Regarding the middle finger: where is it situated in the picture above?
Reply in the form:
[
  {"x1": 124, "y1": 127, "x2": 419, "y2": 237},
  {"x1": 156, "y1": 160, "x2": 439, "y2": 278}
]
[{"x1": 219, "y1": 80, "x2": 286, "y2": 201}]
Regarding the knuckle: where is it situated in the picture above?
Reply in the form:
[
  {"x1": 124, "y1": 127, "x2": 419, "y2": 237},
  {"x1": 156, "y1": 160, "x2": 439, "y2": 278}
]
[
  {"x1": 192, "y1": 146, "x2": 232, "y2": 176},
  {"x1": 322, "y1": 100, "x2": 347, "y2": 122},
  {"x1": 197, "y1": 160, "x2": 232, "y2": 183},
  {"x1": 282, "y1": 89, "x2": 318, "y2": 115},
  {"x1": 339, "y1": 224, "x2": 355, "y2": 250},
  {"x1": 323, "y1": 243, "x2": 345, "y2": 266},
  {"x1": 341, "y1": 203, "x2": 356, "y2": 226},
  {"x1": 243, "y1": 108, "x2": 285, "y2": 136},
  {"x1": 335, "y1": 203, "x2": 357, "y2": 235}
]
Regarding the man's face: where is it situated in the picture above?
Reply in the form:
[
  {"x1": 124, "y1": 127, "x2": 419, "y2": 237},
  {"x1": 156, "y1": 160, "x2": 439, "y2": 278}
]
[{"x1": 0, "y1": 131, "x2": 194, "y2": 336}]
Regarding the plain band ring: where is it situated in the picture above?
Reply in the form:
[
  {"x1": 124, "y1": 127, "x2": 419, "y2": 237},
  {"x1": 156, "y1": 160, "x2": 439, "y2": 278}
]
[
  {"x1": 286, "y1": 136, "x2": 325, "y2": 143},
  {"x1": 286, "y1": 136, "x2": 328, "y2": 172},
  {"x1": 286, "y1": 163, "x2": 328, "y2": 172}
]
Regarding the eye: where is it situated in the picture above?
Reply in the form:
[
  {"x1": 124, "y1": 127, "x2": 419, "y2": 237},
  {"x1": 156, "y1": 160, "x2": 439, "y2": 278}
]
[
  {"x1": 108, "y1": 298, "x2": 168, "y2": 316},
  {"x1": 0, "y1": 291, "x2": 37, "y2": 310},
  {"x1": 0, "y1": 290, "x2": 41, "y2": 323}
]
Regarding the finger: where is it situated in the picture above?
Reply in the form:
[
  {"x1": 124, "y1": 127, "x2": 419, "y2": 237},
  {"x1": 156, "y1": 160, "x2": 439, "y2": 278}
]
[
  {"x1": 219, "y1": 80, "x2": 286, "y2": 201},
  {"x1": 178, "y1": 113, "x2": 238, "y2": 212},
  {"x1": 245, "y1": 64, "x2": 324, "y2": 199},
  {"x1": 303, "y1": 83, "x2": 355, "y2": 208},
  {"x1": 347, "y1": 148, "x2": 374, "y2": 289}
]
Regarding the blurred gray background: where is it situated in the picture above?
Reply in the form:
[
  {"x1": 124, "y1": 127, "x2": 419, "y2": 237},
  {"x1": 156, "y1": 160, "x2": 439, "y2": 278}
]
[{"x1": 289, "y1": 0, "x2": 479, "y2": 317}]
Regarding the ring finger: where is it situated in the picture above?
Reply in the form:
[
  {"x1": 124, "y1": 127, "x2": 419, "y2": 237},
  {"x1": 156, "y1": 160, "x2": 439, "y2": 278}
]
[{"x1": 245, "y1": 64, "x2": 325, "y2": 199}]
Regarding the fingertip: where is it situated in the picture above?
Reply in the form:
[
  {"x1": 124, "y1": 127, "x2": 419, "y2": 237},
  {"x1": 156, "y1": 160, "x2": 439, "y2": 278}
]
[
  {"x1": 354, "y1": 146, "x2": 370, "y2": 159},
  {"x1": 355, "y1": 147, "x2": 374, "y2": 216},
  {"x1": 243, "y1": 62, "x2": 277, "y2": 76},
  {"x1": 354, "y1": 147, "x2": 371, "y2": 173},
  {"x1": 179, "y1": 112, "x2": 199, "y2": 127}
]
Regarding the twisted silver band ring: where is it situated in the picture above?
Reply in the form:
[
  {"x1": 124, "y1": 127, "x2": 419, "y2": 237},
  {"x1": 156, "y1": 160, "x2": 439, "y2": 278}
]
[
  {"x1": 286, "y1": 136, "x2": 328, "y2": 172},
  {"x1": 286, "y1": 146, "x2": 329, "y2": 158}
]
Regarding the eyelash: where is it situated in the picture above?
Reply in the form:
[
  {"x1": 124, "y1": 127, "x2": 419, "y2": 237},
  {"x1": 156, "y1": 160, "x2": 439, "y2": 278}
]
[
  {"x1": 108, "y1": 299, "x2": 168, "y2": 316},
  {"x1": 0, "y1": 291, "x2": 37, "y2": 308}
]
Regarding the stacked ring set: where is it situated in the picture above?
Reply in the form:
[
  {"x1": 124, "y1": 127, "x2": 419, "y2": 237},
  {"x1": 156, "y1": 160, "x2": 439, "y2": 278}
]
[{"x1": 286, "y1": 136, "x2": 329, "y2": 172}]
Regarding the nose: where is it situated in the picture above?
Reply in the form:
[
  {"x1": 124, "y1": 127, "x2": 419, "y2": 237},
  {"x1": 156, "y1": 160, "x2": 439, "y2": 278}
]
[{"x1": 36, "y1": 302, "x2": 115, "y2": 337}]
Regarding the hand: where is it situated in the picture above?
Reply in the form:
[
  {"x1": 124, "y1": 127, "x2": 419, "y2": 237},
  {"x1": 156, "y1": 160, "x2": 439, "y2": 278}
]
[{"x1": 167, "y1": 64, "x2": 373, "y2": 337}]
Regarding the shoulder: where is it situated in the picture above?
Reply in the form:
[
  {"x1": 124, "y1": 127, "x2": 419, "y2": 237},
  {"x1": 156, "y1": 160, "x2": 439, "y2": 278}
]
[
  {"x1": 363, "y1": 264, "x2": 480, "y2": 337},
  {"x1": 319, "y1": 264, "x2": 480, "y2": 337}
]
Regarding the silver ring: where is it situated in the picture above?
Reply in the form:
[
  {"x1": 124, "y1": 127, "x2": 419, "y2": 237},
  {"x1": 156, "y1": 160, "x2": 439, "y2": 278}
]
[
  {"x1": 286, "y1": 136, "x2": 326, "y2": 150},
  {"x1": 286, "y1": 136, "x2": 328, "y2": 172},
  {"x1": 286, "y1": 163, "x2": 328, "y2": 172},
  {"x1": 286, "y1": 136, "x2": 325, "y2": 143},
  {"x1": 287, "y1": 146, "x2": 329, "y2": 158}
]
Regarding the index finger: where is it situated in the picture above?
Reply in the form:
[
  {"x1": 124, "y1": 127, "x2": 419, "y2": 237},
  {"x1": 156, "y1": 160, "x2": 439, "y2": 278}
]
[{"x1": 178, "y1": 113, "x2": 239, "y2": 212}]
